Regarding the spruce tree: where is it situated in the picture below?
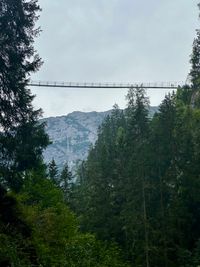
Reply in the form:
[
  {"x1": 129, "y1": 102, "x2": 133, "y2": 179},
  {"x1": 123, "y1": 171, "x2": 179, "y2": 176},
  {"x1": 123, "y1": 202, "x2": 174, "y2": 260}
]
[
  {"x1": 60, "y1": 163, "x2": 73, "y2": 202},
  {"x1": 190, "y1": 29, "x2": 200, "y2": 88},
  {"x1": 149, "y1": 93, "x2": 177, "y2": 267},
  {"x1": 124, "y1": 87, "x2": 150, "y2": 267},
  {"x1": 0, "y1": 0, "x2": 49, "y2": 191},
  {"x1": 189, "y1": 4, "x2": 200, "y2": 107},
  {"x1": 48, "y1": 159, "x2": 58, "y2": 185}
]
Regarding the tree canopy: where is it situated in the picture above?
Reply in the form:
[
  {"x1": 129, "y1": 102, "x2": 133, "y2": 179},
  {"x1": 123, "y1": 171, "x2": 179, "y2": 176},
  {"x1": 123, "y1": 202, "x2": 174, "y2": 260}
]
[{"x1": 0, "y1": 0, "x2": 49, "y2": 191}]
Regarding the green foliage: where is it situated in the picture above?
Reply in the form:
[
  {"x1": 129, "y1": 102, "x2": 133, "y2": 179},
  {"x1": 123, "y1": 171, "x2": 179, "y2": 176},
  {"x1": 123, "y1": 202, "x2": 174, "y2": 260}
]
[
  {"x1": 73, "y1": 87, "x2": 200, "y2": 267},
  {"x1": 0, "y1": 184, "x2": 37, "y2": 266},
  {"x1": 0, "y1": 169, "x2": 130, "y2": 267},
  {"x1": 65, "y1": 234, "x2": 129, "y2": 267},
  {"x1": 20, "y1": 166, "x2": 64, "y2": 209},
  {"x1": 190, "y1": 29, "x2": 200, "y2": 88},
  {"x1": 0, "y1": 0, "x2": 49, "y2": 191},
  {"x1": 48, "y1": 159, "x2": 59, "y2": 186},
  {"x1": 0, "y1": 233, "x2": 31, "y2": 267},
  {"x1": 189, "y1": 6, "x2": 200, "y2": 107},
  {"x1": 59, "y1": 163, "x2": 73, "y2": 202}
]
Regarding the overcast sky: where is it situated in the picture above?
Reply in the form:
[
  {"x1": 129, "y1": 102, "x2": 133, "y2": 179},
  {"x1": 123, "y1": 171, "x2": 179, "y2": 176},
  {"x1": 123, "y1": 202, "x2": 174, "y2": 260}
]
[{"x1": 31, "y1": 0, "x2": 199, "y2": 118}]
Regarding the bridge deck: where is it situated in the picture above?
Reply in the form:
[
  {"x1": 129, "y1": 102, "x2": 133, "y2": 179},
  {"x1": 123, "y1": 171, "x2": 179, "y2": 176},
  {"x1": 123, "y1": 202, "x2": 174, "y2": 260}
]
[{"x1": 29, "y1": 81, "x2": 186, "y2": 89}]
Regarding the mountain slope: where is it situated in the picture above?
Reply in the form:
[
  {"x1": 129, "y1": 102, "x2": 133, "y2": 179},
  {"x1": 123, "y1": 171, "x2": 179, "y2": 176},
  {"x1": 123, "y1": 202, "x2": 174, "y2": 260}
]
[
  {"x1": 42, "y1": 108, "x2": 158, "y2": 169},
  {"x1": 41, "y1": 111, "x2": 111, "y2": 168}
]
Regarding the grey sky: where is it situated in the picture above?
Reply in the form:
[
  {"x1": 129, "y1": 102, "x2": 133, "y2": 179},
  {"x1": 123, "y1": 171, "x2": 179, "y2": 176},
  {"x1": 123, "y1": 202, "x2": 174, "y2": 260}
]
[{"x1": 32, "y1": 0, "x2": 199, "y2": 118}]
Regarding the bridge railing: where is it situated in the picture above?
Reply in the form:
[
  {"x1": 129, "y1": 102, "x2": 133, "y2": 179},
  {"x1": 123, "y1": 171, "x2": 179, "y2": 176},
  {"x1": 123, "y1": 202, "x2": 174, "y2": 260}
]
[{"x1": 28, "y1": 80, "x2": 186, "y2": 89}]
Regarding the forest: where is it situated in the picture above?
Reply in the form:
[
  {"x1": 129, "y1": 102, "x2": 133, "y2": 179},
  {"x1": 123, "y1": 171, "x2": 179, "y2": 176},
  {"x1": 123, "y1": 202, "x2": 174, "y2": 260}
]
[{"x1": 1, "y1": 0, "x2": 200, "y2": 266}]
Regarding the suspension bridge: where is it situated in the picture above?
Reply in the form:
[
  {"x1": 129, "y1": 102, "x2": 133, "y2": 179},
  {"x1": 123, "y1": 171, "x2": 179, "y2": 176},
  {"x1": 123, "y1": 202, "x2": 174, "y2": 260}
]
[{"x1": 28, "y1": 80, "x2": 187, "y2": 89}]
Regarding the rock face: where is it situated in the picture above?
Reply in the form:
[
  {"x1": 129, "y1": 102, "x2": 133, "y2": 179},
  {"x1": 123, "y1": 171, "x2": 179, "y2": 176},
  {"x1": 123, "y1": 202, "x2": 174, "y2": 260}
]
[
  {"x1": 41, "y1": 111, "x2": 111, "y2": 169},
  {"x1": 42, "y1": 107, "x2": 158, "y2": 169}
]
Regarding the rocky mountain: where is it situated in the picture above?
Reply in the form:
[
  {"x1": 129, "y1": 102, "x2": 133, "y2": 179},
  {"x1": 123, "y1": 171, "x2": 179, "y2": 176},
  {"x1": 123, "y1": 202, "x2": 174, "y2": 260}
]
[
  {"x1": 41, "y1": 111, "x2": 111, "y2": 169},
  {"x1": 42, "y1": 107, "x2": 158, "y2": 169}
]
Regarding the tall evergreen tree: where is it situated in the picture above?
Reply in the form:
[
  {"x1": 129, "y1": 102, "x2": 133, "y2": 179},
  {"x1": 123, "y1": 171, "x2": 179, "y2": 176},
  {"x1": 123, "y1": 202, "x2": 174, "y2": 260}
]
[
  {"x1": 48, "y1": 159, "x2": 58, "y2": 185},
  {"x1": 190, "y1": 29, "x2": 200, "y2": 88},
  {"x1": 149, "y1": 93, "x2": 177, "y2": 267},
  {"x1": 189, "y1": 3, "x2": 200, "y2": 107},
  {"x1": 0, "y1": 0, "x2": 49, "y2": 191},
  {"x1": 60, "y1": 163, "x2": 73, "y2": 202},
  {"x1": 123, "y1": 87, "x2": 150, "y2": 266}
]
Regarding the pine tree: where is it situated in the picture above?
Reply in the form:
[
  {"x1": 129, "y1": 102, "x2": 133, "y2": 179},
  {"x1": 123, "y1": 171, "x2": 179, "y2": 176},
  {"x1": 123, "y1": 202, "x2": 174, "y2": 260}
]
[{"x1": 0, "y1": 0, "x2": 49, "y2": 191}]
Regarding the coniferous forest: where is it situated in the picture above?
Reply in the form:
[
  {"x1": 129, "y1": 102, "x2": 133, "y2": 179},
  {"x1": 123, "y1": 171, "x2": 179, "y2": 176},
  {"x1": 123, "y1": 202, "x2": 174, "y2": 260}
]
[{"x1": 1, "y1": 0, "x2": 200, "y2": 266}]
